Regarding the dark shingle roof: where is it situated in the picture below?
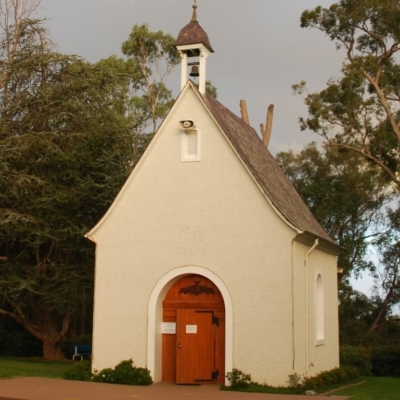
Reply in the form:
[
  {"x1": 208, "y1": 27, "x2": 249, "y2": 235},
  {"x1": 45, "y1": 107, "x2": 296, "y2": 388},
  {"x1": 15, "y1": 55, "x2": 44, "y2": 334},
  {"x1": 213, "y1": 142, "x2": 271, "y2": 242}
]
[
  {"x1": 175, "y1": 21, "x2": 214, "y2": 53},
  {"x1": 196, "y1": 84, "x2": 336, "y2": 246}
]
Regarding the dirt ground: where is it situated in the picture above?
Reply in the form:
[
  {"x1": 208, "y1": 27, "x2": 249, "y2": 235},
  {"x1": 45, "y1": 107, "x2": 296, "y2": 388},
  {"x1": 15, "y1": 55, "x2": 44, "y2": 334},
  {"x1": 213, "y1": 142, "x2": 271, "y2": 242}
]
[{"x1": 0, "y1": 377, "x2": 349, "y2": 400}]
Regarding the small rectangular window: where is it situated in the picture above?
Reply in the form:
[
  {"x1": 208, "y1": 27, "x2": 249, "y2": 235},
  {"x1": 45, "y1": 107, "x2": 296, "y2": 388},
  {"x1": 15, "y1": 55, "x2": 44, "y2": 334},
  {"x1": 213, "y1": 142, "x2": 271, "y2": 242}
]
[
  {"x1": 187, "y1": 132, "x2": 198, "y2": 156},
  {"x1": 181, "y1": 129, "x2": 201, "y2": 162}
]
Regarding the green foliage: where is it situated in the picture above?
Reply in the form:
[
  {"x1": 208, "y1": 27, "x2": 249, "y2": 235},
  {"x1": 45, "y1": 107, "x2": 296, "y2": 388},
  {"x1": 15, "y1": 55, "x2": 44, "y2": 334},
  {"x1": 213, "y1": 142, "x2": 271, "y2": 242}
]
[
  {"x1": 121, "y1": 23, "x2": 179, "y2": 66},
  {"x1": 63, "y1": 360, "x2": 92, "y2": 381},
  {"x1": 121, "y1": 23, "x2": 180, "y2": 133},
  {"x1": 297, "y1": 0, "x2": 400, "y2": 188},
  {"x1": 0, "y1": 328, "x2": 42, "y2": 357},
  {"x1": 93, "y1": 359, "x2": 153, "y2": 386},
  {"x1": 92, "y1": 367, "x2": 114, "y2": 383},
  {"x1": 338, "y1": 283, "x2": 379, "y2": 346},
  {"x1": 131, "y1": 367, "x2": 154, "y2": 386},
  {"x1": 287, "y1": 372, "x2": 302, "y2": 391},
  {"x1": 206, "y1": 80, "x2": 218, "y2": 99},
  {"x1": 340, "y1": 345, "x2": 400, "y2": 378},
  {"x1": 301, "y1": 366, "x2": 360, "y2": 394},
  {"x1": 225, "y1": 368, "x2": 253, "y2": 389},
  {"x1": 276, "y1": 143, "x2": 389, "y2": 278},
  {"x1": 277, "y1": 141, "x2": 400, "y2": 340},
  {"x1": 0, "y1": 18, "x2": 136, "y2": 359},
  {"x1": 224, "y1": 366, "x2": 361, "y2": 395},
  {"x1": 0, "y1": 7, "x2": 180, "y2": 360},
  {"x1": 64, "y1": 358, "x2": 153, "y2": 385},
  {"x1": 371, "y1": 346, "x2": 400, "y2": 377},
  {"x1": 340, "y1": 346, "x2": 373, "y2": 376},
  {"x1": 0, "y1": 316, "x2": 42, "y2": 356}
]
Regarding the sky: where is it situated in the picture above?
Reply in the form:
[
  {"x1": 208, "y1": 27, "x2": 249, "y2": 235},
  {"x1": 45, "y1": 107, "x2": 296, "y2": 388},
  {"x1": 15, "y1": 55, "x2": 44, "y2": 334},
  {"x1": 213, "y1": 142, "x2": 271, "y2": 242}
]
[
  {"x1": 36, "y1": 0, "x2": 377, "y2": 297},
  {"x1": 37, "y1": 0, "x2": 343, "y2": 154}
]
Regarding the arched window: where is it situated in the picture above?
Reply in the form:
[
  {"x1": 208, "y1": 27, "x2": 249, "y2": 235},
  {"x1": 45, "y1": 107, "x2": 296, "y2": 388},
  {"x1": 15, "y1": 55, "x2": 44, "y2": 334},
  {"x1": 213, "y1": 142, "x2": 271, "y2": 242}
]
[{"x1": 315, "y1": 273, "x2": 325, "y2": 345}]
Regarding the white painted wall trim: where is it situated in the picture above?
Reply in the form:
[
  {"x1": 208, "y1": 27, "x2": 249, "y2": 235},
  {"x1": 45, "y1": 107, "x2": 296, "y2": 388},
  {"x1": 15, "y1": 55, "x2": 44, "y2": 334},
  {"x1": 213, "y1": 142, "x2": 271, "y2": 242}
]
[{"x1": 147, "y1": 265, "x2": 233, "y2": 385}]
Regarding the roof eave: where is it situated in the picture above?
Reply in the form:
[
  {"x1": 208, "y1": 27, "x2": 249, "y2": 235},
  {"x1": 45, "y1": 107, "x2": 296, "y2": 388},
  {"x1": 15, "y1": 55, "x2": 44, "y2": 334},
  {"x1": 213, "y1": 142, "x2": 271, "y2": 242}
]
[{"x1": 300, "y1": 231, "x2": 345, "y2": 254}]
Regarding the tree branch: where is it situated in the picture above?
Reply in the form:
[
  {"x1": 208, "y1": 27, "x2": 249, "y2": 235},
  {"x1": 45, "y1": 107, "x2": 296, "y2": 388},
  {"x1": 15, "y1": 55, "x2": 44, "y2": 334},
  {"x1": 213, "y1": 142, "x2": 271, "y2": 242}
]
[{"x1": 328, "y1": 141, "x2": 400, "y2": 188}]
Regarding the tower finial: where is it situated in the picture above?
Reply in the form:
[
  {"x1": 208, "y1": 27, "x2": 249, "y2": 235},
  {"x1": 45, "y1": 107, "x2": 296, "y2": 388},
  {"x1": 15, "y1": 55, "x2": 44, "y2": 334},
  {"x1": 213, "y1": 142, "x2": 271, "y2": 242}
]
[{"x1": 191, "y1": 0, "x2": 198, "y2": 22}]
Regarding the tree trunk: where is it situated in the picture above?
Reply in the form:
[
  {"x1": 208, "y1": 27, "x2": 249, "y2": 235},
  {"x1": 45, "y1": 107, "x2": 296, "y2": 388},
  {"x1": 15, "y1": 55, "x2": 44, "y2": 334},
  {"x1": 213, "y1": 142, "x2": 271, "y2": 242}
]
[
  {"x1": 0, "y1": 301, "x2": 71, "y2": 360},
  {"x1": 368, "y1": 287, "x2": 393, "y2": 333},
  {"x1": 42, "y1": 335, "x2": 65, "y2": 360}
]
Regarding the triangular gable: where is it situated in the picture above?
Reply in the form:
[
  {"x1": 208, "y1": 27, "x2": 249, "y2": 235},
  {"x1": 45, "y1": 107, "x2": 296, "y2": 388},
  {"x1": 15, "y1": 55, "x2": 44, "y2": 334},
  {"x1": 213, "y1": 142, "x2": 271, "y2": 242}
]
[{"x1": 87, "y1": 81, "x2": 338, "y2": 249}]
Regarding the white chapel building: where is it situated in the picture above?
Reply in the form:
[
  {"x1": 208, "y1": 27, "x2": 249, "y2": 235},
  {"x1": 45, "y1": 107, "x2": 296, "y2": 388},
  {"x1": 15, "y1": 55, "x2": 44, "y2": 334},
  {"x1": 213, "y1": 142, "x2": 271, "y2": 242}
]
[{"x1": 86, "y1": 3, "x2": 341, "y2": 386}]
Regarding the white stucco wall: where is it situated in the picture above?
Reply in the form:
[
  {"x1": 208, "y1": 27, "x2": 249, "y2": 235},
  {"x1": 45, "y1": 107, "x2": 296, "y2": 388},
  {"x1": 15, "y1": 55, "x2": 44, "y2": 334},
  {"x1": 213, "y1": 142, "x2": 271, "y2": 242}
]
[
  {"x1": 292, "y1": 240, "x2": 340, "y2": 379},
  {"x1": 88, "y1": 85, "x2": 339, "y2": 386}
]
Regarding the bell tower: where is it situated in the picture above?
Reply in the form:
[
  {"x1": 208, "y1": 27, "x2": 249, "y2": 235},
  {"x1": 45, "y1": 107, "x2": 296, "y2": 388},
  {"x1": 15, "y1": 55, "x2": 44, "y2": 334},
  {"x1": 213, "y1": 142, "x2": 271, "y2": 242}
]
[{"x1": 174, "y1": 1, "x2": 214, "y2": 94}]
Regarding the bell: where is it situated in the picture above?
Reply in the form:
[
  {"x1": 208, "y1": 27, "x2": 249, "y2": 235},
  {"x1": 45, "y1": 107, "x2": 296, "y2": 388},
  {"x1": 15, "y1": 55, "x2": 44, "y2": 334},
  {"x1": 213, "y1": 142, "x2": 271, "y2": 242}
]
[{"x1": 189, "y1": 65, "x2": 199, "y2": 78}]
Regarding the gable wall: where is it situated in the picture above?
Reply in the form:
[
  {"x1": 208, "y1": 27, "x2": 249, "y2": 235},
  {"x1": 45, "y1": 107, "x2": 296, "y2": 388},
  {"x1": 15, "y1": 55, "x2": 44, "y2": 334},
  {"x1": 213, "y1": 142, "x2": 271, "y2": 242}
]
[{"x1": 90, "y1": 87, "x2": 338, "y2": 385}]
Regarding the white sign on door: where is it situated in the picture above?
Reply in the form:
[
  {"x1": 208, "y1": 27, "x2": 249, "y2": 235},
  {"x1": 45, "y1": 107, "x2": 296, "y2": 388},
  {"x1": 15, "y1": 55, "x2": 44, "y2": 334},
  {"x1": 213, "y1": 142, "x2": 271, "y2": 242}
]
[
  {"x1": 186, "y1": 325, "x2": 197, "y2": 334},
  {"x1": 162, "y1": 322, "x2": 176, "y2": 334}
]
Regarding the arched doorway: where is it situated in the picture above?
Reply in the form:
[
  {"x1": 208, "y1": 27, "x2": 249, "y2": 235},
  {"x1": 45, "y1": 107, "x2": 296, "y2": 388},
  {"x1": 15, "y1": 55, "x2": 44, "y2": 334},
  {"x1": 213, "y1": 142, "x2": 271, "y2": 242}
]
[{"x1": 162, "y1": 274, "x2": 225, "y2": 384}]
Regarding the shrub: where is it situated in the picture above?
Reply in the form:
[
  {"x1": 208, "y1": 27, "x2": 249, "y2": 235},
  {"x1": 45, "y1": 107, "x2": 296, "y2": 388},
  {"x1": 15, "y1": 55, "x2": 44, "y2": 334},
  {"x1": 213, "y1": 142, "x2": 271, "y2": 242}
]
[
  {"x1": 302, "y1": 366, "x2": 360, "y2": 393},
  {"x1": 93, "y1": 359, "x2": 153, "y2": 386},
  {"x1": 92, "y1": 367, "x2": 114, "y2": 383},
  {"x1": 223, "y1": 366, "x2": 361, "y2": 395},
  {"x1": 0, "y1": 326, "x2": 42, "y2": 357},
  {"x1": 287, "y1": 373, "x2": 302, "y2": 391},
  {"x1": 112, "y1": 359, "x2": 136, "y2": 384},
  {"x1": 340, "y1": 346, "x2": 372, "y2": 376},
  {"x1": 63, "y1": 360, "x2": 92, "y2": 381},
  {"x1": 371, "y1": 345, "x2": 400, "y2": 377},
  {"x1": 64, "y1": 358, "x2": 153, "y2": 385},
  {"x1": 226, "y1": 368, "x2": 252, "y2": 389},
  {"x1": 131, "y1": 367, "x2": 154, "y2": 386}
]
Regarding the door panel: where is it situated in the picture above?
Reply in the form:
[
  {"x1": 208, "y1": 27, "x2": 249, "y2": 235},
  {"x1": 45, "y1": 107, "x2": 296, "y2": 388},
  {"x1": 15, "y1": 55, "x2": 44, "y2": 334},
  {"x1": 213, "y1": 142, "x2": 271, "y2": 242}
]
[
  {"x1": 162, "y1": 275, "x2": 225, "y2": 383},
  {"x1": 176, "y1": 309, "x2": 215, "y2": 384}
]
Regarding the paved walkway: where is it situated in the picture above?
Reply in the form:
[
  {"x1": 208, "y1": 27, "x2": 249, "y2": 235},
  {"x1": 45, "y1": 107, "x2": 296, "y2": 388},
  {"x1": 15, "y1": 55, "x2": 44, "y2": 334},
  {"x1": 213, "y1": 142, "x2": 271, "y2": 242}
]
[{"x1": 0, "y1": 378, "x2": 348, "y2": 400}]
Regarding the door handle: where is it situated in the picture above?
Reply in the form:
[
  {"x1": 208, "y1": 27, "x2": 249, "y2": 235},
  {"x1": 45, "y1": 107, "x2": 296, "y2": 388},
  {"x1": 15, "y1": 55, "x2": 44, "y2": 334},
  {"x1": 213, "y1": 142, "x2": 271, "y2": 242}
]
[{"x1": 177, "y1": 342, "x2": 183, "y2": 348}]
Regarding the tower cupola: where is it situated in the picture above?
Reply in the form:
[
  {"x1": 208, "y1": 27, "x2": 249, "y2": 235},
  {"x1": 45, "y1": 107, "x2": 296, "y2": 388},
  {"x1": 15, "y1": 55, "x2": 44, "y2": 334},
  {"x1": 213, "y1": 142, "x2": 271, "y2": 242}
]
[{"x1": 174, "y1": 1, "x2": 214, "y2": 94}]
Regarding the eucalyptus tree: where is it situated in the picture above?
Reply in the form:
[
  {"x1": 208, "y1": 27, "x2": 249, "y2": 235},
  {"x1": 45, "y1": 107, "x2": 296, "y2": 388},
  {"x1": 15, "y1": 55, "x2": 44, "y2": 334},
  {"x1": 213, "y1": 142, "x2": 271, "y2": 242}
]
[
  {"x1": 276, "y1": 142, "x2": 398, "y2": 340},
  {"x1": 121, "y1": 23, "x2": 180, "y2": 134},
  {"x1": 276, "y1": 142, "x2": 390, "y2": 278},
  {"x1": 295, "y1": 0, "x2": 400, "y2": 188}
]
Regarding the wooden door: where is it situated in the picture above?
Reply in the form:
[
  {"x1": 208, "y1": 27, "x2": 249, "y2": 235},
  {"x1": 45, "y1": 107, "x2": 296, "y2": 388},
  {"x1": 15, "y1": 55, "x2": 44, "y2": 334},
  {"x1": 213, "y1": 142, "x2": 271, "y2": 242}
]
[
  {"x1": 162, "y1": 275, "x2": 225, "y2": 384},
  {"x1": 176, "y1": 309, "x2": 217, "y2": 384}
]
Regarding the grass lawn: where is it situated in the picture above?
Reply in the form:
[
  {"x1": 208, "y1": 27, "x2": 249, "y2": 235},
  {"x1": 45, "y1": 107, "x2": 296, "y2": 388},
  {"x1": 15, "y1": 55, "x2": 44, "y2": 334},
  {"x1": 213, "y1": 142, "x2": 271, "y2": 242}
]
[
  {"x1": 329, "y1": 376, "x2": 400, "y2": 399},
  {"x1": 0, "y1": 356, "x2": 73, "y2": 379}
]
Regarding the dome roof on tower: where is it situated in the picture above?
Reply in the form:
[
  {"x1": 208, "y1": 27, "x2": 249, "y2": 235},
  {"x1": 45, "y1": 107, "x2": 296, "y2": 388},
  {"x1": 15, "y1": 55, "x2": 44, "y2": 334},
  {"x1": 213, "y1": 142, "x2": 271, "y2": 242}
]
[{"x1": 174, "y1": 3, "x2": 214, "y2": 53}]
